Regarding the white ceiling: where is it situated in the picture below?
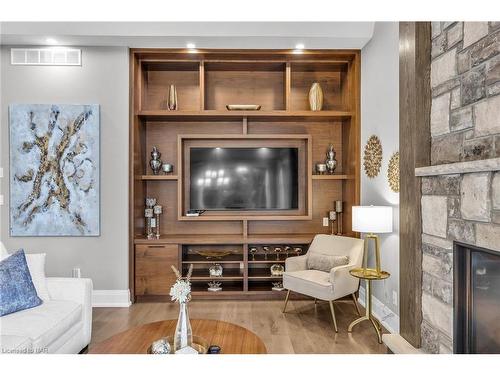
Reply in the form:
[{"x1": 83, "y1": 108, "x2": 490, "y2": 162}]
[{"x1": 0, "y1": 22, "x2": 375, "y2": 49}]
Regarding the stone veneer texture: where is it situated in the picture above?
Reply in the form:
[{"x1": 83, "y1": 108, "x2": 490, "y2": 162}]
[
  {"x1": 430, "y1": 21, "x2": 500, "y2": 165},
  {"x1": 421, "y1": 22, "x2": 500, "y2": 354}
]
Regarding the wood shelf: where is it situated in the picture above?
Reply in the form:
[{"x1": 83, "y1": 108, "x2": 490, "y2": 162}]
[
  {"x1": 312, "y1": 174, "x2": 348, "y2": 180},
  {"x1": 134, "y1": 234, "x2": 316, "y2": 245},
  {"x1": 137, "y1": 110, "x2": 353, "y2": 120},
  {"x1": 138, "y1": 175, "x2": 178, "y2": 180}
]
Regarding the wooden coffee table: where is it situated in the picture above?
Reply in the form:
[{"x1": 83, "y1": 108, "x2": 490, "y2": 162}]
[{"x1": 89, "y1": 319, "x2": 267, "y2": 354}]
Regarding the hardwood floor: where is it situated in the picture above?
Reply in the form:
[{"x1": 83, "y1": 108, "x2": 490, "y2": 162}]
[{"x1": 91, "y1": 299, "x2": 388, "y2": 354}]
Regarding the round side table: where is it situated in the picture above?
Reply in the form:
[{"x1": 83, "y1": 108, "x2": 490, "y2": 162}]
[{"x1": 348, "y1": 268, "x2": 390, "y2": 344}]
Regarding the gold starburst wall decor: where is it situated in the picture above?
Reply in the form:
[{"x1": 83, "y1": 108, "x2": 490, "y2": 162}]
[
  {"x1": 363, "y1": 135, "x2": 382, "y2": 178},
  {"x1": 388, "y1": 151, "x2": 400, "y2": 193}
]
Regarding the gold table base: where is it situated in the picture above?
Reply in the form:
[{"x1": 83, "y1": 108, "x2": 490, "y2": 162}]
[{"x1": 348, "y1": 268, "x2": 390, "y2": 344}]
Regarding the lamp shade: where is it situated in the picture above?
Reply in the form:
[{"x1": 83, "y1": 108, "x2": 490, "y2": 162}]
[{"x1": 352, "y1": 206, "x2": 393, "y2": 233}]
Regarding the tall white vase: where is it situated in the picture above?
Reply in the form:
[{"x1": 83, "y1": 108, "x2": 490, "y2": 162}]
[
  {"x1": 173, "y1": 301, "x2": 193, "y2": 351},
  {"x1": 308, "y1": 82, "x2": 324, "y2": 111}
]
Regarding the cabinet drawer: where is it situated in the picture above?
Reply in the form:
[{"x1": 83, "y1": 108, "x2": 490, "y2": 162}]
[{"x1": 135, "y1": 244, "x2": 179, "y2": 296}]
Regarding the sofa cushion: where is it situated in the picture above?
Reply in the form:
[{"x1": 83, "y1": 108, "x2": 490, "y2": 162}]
[
  {"x1": 0, "y1": 242, "x2": 8, "y2": 259},
  {"x1": 0, "y1": 300, "x2": 82, "y2": 350},
  {"x1": 283, "y1": 269, "x2": 334, "y2": 300},
  {"x1": 25, "y1": 253, "x2": 50, "y2": 302},
  {"x1": 307, "y1": 253, "x2": 349, "y2": 273},
  {"x1": 0, "y1": 335, "x2": 33, "y2": 354},
  {"x1": 0, "y1": 250, "x2": 42, "y2": 317}
]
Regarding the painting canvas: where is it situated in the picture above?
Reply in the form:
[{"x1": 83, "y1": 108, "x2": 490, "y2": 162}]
[{"x1": 9, "y1": 104, "x2": 100, "y2": 236}]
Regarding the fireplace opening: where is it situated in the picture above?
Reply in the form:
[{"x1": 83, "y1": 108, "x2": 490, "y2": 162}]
[{"x1": 454, "y1": 242, "x2": 500, "y2": 354}]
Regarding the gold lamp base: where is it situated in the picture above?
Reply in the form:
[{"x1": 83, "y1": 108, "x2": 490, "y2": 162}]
[{"x1": 361, "y1": 233, "x2": 382, "y2": 275}]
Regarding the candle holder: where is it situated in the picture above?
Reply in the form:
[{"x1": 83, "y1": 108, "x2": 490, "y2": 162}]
[
  {"x1": 335, "y1": 200, "x2": 343, "y2": 235},
  {"x1": 153, "y1": 204, "x2": 163, "y2": 239},
  {"x1": 145, "y1": 208, "x2": 154, "y2": 239}
]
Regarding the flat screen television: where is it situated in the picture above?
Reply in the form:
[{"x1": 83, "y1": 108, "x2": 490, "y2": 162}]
[{"x1": 190, "y1": 147, "x2": 299, "y2": 211}]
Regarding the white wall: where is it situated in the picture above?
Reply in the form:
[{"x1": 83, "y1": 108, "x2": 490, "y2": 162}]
[
  {"x1": 360, "y1": 22, "x2": 400, "y2": 330},
  {"x1": 0, "y1": 46, "x2": 129, "y2": 291}
]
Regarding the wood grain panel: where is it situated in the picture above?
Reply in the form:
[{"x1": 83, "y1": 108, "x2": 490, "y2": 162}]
[
  {"x1": 248, "y1": 120, "x2": 343, "y2": 173},
  {"x1": 205, "y1": 68, "x2": 285, "y2": 110},
  {"x1": 135, "y1": 244, "x2": 179, "y2": 296},
  {"x1": 399, "y1": 22, "x2": 431, "y2": 348},
  {"x1": 290, "y1": 63, "x2": 347, "y2": 111},
  {"x1": 249, "y1": 180, "x2": 342, "y2": 234},
  {"x1": 142, "y1": 63, "x2": 200, "y2": 111}
]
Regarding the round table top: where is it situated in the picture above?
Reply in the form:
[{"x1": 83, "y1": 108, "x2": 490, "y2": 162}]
[{"x1": 89, "y1": 319, "x2": 267, "y2": 354}]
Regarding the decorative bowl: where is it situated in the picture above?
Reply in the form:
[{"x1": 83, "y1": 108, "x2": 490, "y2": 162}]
[
  {"x1": 316, "y1": 163, "x2": 327, "y2": 174},
  {"x1": 147, "y1": 335, "x2": 210, "y2": 354},
  {"x1": 162, "y1": 163, "x2": 174, "y2": 174},
  {"x1": 196, "y1": 250, "x2": 232, "y2": 259},
  {"x1": 226, "y1": 104, "x2": 261, "y2": 111}
]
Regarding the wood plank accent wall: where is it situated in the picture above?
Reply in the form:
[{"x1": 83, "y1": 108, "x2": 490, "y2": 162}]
[{"x1": 399, "y1": 22, "x2": 431, "y2": 347}]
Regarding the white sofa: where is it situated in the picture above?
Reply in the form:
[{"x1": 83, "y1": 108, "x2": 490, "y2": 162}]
[{"x1": 0, "y1": 277, "x2": 93, "y2": 354}]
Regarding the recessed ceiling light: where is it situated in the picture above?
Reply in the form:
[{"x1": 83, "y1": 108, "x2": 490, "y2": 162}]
[
  {"x1": 295, "y1": 43, "x2": 305, "y2": 50},
  {"x1": 46, "y1": 38, "x2": 58, "y2": 45},
  {"x1": 186, "y1": 43, "x2": 196, "y2": 49}
]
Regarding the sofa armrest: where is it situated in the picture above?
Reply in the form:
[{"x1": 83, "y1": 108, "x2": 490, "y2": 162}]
[
  {"x1": 46, "y1": 277, "x2": 93, "y2": 345},
  {"x1": 329, "y1": 264, "x2": 360, "y2": 298},
  {"x1": 285, "y1": 255, "x2": 308, "y2": 272}
]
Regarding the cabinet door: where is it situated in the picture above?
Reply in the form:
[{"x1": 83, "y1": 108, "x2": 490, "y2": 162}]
[{"x1": 135, "y1": 244, "x2": 179, "y2": 296}]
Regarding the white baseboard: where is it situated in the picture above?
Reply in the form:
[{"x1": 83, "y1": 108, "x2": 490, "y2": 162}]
[
  {"x1": 92, "y1": 290, "x2": 131, "y2": 307},
  {"x1": 358, "y1": 287, "x2": 400, "y2": 334}
]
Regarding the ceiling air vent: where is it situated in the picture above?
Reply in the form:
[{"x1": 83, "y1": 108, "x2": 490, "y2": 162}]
[{"x1": 11, "y1": 48, "x2": 82, "y2": 66}]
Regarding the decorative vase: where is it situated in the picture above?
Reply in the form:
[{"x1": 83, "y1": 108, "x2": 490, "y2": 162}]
[
  {"x1": 308, "y1": 82, "x2": 323, "y2": 111},
  {"x1": 325, "y1": 144, "x2": 337, "y2": 174},
  {"x1": 167, "y1": 84, "x2": 178, "y2": 111},
  {"x1": 149, "y1": 147, "x2": 162, "y2": 175},
  {"x1": 173, "y1": 301, "x2": 193, "y2": 351}
]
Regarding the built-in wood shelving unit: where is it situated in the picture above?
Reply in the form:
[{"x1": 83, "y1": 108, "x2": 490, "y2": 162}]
[{"x1": 130, "y1": 49, "x2": 360, "y2": 301}]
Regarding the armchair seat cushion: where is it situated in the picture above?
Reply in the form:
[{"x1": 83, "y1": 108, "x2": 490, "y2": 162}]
[{"x1": 283, "y1": 270, "x2": 334, "y2": 300}]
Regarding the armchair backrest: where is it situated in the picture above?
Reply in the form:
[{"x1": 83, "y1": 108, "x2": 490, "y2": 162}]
[{"x1": 307, "y1": 234, "x2": 364, "y2": 268}]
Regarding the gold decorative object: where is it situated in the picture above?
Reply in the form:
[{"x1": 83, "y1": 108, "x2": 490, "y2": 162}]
[
  {"x1": 387, "y1": 151, "x2": 400, "y2": 193},
  {"x1": 196, "y1": 250, "x2": 232, "y2": 259},
  {"x1": 226, "y1": 104, "x2": 261, "y2": 111},
  {"x1": 363, "y1": 135, "x2": 382, "y2": 178},
  {"x1": 308, "y1": 82, "x2": 324, "y2": 111},
  {"x1": 167, "y1": 84, "x2": 178, "y2": 110}
]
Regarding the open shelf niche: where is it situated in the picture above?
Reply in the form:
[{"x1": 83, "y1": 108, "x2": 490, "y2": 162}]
[{"x1": 130, "y1": 49, "x2": 360, "y2": 301}]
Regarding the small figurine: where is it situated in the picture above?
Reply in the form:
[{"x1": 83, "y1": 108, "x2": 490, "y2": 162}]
[
  {"x1": 325, "y1": 144, "x2": 337, "y2": 174},
  {"x1": 150, "y1": 147, "x2": 162, "y2": 175}
]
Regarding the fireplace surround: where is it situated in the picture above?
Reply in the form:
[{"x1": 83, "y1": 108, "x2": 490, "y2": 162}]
[{"x1": 454, "y1": 242, "x2": 500, "y2": 354}]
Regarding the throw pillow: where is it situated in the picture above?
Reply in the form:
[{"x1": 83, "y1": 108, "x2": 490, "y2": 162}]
[
  {"x1": 25, "y1": 253, "x2": 50, "y2": 301},
  {"x1": 307, "y1": 253, "x2": 349, "y2": 273},
  {"x1": 0, "y1": 249, "x2": 42, "y2": 317}
]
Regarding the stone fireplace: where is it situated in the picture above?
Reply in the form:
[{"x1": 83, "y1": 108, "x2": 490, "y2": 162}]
[{"x1": 416, "y1": 21, "x2": 500, "y2": 354}]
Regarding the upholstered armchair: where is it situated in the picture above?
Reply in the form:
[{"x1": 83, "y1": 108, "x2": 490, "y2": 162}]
[{"x1": 282, "y1": 234, "x2": 364, "y2": 332}]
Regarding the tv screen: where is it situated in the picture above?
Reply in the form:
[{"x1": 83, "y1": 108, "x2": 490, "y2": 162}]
[{"x1": 190, "y1": 147, "x2": 299, "y2": 211}]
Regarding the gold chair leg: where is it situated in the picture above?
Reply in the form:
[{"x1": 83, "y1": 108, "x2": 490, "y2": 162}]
[
  {"x1": 282, "y1": 290, "x2": 291, "y2": 313},
  {"x1": 328, "y1": 300, "x2": 338, "y2": 333},
  {"x1": 352, "y1": 293, "x2": 361, "y2": 316}
]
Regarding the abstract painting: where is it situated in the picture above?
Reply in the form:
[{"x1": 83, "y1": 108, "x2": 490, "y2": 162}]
[{"x1": 9, "y1": 104, "x2": 100, "y2": 236}]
